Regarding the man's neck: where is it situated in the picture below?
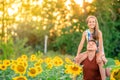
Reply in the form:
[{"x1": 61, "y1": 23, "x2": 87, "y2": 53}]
[{"x1": 87, "y1": 50, "x2": 96, "y2": 59}]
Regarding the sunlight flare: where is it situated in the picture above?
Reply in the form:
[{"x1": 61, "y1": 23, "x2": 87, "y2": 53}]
[
  {"x1": 43, "y1": 26, "x2": 46, "y2": 30},
  {"x1": 65, "y1": 0, "x2": 71, "y2": 10},
  {"x1": 85, "y1": 0, "x2": 93, "y2": 3},
  {"x1": 31, "y1": 0, "x2": 43, "y2": 5},
  {"x1": 74, "y1": 0, "x2": 93, "y2": 7},
  {"x1": 8, "y1": 8, "x2": 14, "y2": 16},
  {"x1": 8, "y1": 4, "x2": 18, "y2": 16},
  {"x1": 0, "y1": 11, "x2": 3, "y2": 17},
  {"x1": 74, "y1": 0, "x2": 83, "y2": 7}
]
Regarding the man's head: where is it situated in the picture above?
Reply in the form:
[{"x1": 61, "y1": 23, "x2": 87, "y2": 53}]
[{"x1": 87, "y1": 40, "x2": 97, "y2": 51}]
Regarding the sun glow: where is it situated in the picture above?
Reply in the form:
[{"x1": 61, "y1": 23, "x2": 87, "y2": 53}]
[
  {"x1": 31, "y1": 0, "x2": 43, "y2": 5},
  {"x1": 65, "y1": 0, "x2": 71, "y2": 10},
  {"x1": 8, "y1": 4, "x2": 19, "y2": 16},
  {"x1": 74, "y1": 0, "x2": 83, "y2": 7},
  {"x1": 74, "y1": 0, "x2": 93, "y2": 7},
  {"x1": 0, "y1": 11, "x2": 3, "y2": 17},
  {"x1": 8, "y1": 8, "x2": 14, "y2": 16},
  {"x1": 85, "y1": 0, "x2": 93, "y2": 3}
]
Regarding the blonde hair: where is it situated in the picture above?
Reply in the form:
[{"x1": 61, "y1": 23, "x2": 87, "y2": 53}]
[{"x1": 86, "y1": 15, "x2": 99, "y2": 40}]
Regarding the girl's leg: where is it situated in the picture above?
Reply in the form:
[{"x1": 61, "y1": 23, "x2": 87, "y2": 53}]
[
  {"x1": 74, "y1": 52, "x2": 87, "y2": 65},
  {"x1": 101, "y1": 55, "x2": 108, "y2": 64},
  {"x1": 96, "y1": 53, "x2": 111, "y2": 78},
  {"x1": 96, "y1": 53, "x2": 102, "y2": 64},
  {"x1": 78, "y1": 53, "x2": 87, "y2": 64},
  {"x1": 98, "y1": 60, "x2": 106, "y2": 80},
  {"x1": 96, "y1": 53, "x2": 107, "y2": 64},
  {"x1": 105, "y1": 68, "x2": 111, "y2": 77}
]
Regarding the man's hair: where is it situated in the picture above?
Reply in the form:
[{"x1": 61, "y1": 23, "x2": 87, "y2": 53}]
[{"x1": 88, "y1": 39, "x2": 97, "y2": 46}]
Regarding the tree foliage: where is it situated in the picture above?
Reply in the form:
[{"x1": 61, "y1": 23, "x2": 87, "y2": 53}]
[{"x1": 0, "y1": 0, "x2": 120, "y2": 58}]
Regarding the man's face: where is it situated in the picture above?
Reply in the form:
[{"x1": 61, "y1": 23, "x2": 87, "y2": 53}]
[{"x1": 87, "y1": 41, "x2": 97, "y2": 51}]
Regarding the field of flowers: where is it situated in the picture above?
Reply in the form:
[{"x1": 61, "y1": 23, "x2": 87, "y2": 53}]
[
  {"x1": 0, "y1": 53, "x2": 120, "y2": 80},
  {"x1": 0, "y1": 54, "x2": 83, "y2": 80},
  {"x1": 110, "y1": 60, "x2": 120, "y2": 80}
]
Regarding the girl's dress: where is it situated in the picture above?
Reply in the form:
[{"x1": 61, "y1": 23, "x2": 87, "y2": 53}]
[{"x1": 85, "y1": 29, "x2": 104, "y2": 53}]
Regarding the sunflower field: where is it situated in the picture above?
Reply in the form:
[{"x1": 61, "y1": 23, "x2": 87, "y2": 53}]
[
  {"x1": 1, "y1": 54, "x2": 120, "y2": 80},
  {"x1": 0, "y1": 54, "x2": 83, "y2": 80},
  {"x1": 110, "y1": 60, "x2": 120, "y2": 80}
]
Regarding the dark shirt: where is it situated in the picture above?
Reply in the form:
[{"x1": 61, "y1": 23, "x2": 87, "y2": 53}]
[{"x1": 81, "y1": 55, "x2": 102, "y2": 80}]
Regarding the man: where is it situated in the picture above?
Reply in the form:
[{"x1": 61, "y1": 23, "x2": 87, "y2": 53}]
[{"x1": 75, "y1": 40, "x2": 106, "y2": 80}]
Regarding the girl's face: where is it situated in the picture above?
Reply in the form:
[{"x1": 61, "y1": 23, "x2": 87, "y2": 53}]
[{"x1": 87, "y1": 17, "x2": 96, "y2": 29}]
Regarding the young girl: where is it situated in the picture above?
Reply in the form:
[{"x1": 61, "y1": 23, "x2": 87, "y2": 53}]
[{"x1": 75, "y1": 15, "x2": 107, "y2": 64}]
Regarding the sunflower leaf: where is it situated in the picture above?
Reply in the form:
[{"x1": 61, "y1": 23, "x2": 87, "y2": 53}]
[{"x1": 104, "y1": 58, "x2": 115, "y2": 68}]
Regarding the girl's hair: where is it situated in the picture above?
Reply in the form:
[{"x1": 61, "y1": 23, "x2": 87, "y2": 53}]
[{"x1": 86, "y1": 15, "x2": 99, "y2": 40}]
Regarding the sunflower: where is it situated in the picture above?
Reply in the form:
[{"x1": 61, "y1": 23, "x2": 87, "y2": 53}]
[
  {"x1": 17, "y1": 61, "x2": 28, "y2": 68},
  {"x1": 36, "y1": 66, "x2": 43, "y2": 74},
  {"x1": 30, "y1": 54, "x2": 37, "y2": 61},
  {"x1": 21, "y1": 55, "x2": 28, "y2": 61},
  {"x1": 65, "y1": 69, "x2": 70, "y2": 74},
  {"x1": 28, "y1": 67, "x2": 38, "y2": 77},
  {"x1": 11, "y1": 60, "x2": 17, "y2": 64},
  {"x1": 44, "y1": 57, "x2": 52, "y2": 64},
  {"x1": 110, "y1": 68, "x2": 120, "y2": 80},
  {"x1": 53, "y1": 56, "x2": 63, "y2": 66},
  {"x1": 0, "y1": 64, "x2": 7, "y2": 70},
  {"x1": 65, "y1": 64, "x2": 82, "y2": 76},
  {"x1": 114, "y1": 60, "x2": 120, "y2": 65},
  {"x1": 13, "y1": 76, "x2": 27, "y2": 80},
  {"x1": 15, "y1": 64, "x2": 26, "y2": 75},
  {"x1": 3, "y1": 60, "x2": 11, "y2": 66},
  {"x1": 38, "y1": 58, "x2": 43, "y2": 64},
  {"x1": 34, "y1": 62, "x2": 41, "y2": 67},
  {"x1": 47, "y1": 62, "x2": 53, "y2": 69},
  {"x1": 17, "y1": 58, "x2": 22, "y2": 62},
  {"x1": 64, "y1": 65, "x2": 72, "y2": 74},
  {"x1": 11, "y1": 63, "x2": 16, "y2": 70},
  {"x1": 65, "y1": 57, "x2": 73, "y2": 64}
]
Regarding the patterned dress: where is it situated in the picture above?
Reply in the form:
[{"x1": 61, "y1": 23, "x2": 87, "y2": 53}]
[{"x1": 85, "y1": 29, "x2": 104, "y2": 53}]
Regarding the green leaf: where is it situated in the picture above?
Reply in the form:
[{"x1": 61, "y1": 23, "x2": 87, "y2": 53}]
[
  {"x1": 106, "y1": 77, "x2": 110, "y2": 80},
  {"x1": 59, "y1": 75, "x2": 69, "y2": 79},
  {"x1": 104, "y1": 58, "x2": 115, "y2": 68}
]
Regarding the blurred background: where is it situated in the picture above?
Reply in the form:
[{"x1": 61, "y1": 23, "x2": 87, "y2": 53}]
[{"x1": 0, "y1": 0, "x2": 120, "y2": 59}]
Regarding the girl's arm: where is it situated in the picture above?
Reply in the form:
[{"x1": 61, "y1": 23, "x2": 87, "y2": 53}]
[
  {"x1": 76, "y1": 31, "x2": 86, "y2": 56},
  {"x1": 98, "y1": 30, "x2": 103, "y2": 54}
]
